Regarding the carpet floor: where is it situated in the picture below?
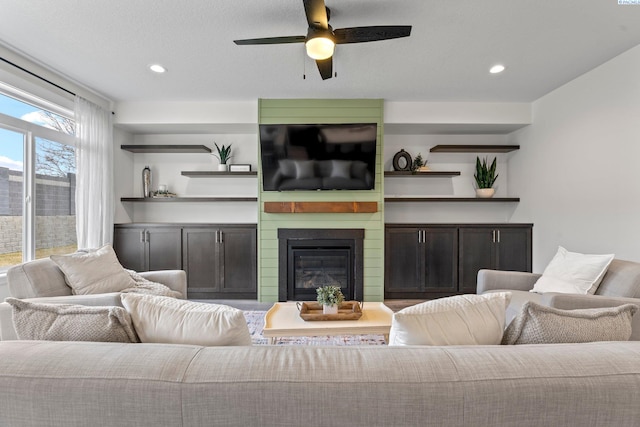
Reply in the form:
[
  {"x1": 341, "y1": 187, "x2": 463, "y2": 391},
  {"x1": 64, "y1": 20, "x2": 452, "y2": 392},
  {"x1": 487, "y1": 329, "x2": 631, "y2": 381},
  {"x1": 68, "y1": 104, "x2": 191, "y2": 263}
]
[{"x1": 243, "y1": 310, "x2": 387, "y2": 346}]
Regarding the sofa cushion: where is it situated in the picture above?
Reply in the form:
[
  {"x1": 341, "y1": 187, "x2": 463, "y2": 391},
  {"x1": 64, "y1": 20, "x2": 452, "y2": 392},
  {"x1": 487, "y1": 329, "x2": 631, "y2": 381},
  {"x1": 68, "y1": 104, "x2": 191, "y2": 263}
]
[
  {"x1": 50, "y1": 245, "x2": 136, "y2": 295},
  {"x1": 502, "y1": 301, "x2": 638, "y2": 345},
  {"x1": 531, "y1": 246, "x2": 614, "y2": 295},
  {"x1": 5, "y1": 297, "x2": 139, "y2": 342},
  {"x1": 120, "y1": 294, "x2": 251, "y2": 346},
  {"x1": 7, "y1": 258, "x2": 71, "y2": 298},
  {"x1": 295, "y1": 160, "x2": 315, "y2": 179},
  {"x1": 388, "y1": 293, "x2": 511, "y2": 346}
]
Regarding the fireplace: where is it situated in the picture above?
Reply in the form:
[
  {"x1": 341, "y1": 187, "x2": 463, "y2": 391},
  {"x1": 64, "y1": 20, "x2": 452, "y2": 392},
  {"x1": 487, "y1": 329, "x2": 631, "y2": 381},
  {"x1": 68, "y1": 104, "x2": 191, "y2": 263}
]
[{"x1": 278, "y1": 229, "x2": 364, "y2": 302}]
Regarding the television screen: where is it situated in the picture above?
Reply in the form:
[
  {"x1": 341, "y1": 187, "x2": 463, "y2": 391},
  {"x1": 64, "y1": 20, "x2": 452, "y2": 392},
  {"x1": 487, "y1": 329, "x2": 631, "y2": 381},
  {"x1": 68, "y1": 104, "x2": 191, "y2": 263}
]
[{"x1": 259, "y1": 123, "x2": 377, "y2": 191}]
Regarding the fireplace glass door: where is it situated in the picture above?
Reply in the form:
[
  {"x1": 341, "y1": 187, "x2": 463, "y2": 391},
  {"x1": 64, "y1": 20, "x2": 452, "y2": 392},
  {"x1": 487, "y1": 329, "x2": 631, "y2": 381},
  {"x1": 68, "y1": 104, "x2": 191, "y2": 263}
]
[{"x1": 289, "y1": 247, "x2": 351, "y2": 301}]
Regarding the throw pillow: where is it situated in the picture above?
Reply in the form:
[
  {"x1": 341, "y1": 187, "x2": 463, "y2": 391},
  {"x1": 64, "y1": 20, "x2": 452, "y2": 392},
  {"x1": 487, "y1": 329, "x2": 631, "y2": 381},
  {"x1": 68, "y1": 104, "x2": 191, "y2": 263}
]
[
  {"x1": 50, "y1": 245, "x2": 135, "y2": 295},
  {"x1": 6, "y1": 297, "x2": 139, "y2": 342},
  {"x1": 531, "y1": 246, "x2": 615, "y2": 295},
  {"x1": 502, "y1": 301, "x2": 638, "y2": 345},
  {"x1": 330, "y1": 160, "x2": 352, "y2": 179},
  {"x1": 120, "y1": 294, "x2": 252, "y2": 346},
  {"x1": 388, "y1": 292, "x2": 512, "y2": 346},
  {"x1": 294, "y1": 160, "x2": 315, "y2": 179}
]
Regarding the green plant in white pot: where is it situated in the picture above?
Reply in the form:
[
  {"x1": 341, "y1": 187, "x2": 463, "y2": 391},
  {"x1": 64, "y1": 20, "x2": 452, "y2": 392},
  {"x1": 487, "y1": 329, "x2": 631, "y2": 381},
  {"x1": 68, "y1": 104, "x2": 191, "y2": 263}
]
[
  {"x1": 474, "y1": 156, "x2": 498, "y2": 198},
  {"x1": 316, "y1": 285, "x2": 344, "y2": 315},
  {"x1": 213, "y1": 143, "x2": 233, "y2": 171}
]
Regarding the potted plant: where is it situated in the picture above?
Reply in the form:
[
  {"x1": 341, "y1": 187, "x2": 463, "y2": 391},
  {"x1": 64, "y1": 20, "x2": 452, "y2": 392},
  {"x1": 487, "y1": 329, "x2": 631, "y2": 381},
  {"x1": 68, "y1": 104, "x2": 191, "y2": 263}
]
[
  {"x1": 411, "y1": 153, "x2": 429, "y2": 173},
  {"x1": 474, "y1": 156, "x2": 498, "y2": 198},
  {"x1": 316, "y1": 285, "x2": 344, "y2": 315},
  {"x1": 213, "y1": 143, "x2": 233, "y2": 171}
]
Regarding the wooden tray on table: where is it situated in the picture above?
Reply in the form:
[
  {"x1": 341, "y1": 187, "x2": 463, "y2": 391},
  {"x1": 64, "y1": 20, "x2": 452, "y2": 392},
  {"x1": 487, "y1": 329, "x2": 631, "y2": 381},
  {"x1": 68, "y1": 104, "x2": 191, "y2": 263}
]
[{"x1": 297, "y1": 301, "x2": 363, "y2": 321}]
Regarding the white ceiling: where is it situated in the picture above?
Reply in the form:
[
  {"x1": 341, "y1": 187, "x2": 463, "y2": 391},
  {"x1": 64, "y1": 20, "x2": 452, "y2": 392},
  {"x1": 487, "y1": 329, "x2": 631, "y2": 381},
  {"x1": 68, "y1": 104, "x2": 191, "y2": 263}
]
[{"x1": 1, "y1": 0, "x2": 640, "y2": 104}]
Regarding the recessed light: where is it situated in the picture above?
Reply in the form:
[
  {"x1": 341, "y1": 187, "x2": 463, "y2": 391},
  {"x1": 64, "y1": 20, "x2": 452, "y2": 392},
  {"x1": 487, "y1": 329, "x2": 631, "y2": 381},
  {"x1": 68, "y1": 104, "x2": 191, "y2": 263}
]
[
  {"x1": 149, "y1": 64, "x2": 166, "y2": 73},
  {"x1": 489, "y1": 64, "x2": 506, "y2": 74}
]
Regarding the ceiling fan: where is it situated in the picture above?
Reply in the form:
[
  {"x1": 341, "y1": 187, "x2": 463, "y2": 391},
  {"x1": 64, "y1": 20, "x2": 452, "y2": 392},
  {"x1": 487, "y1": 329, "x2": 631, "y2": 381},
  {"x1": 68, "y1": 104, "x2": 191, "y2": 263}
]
[{"x1": 233, "y1": 0, "x2": 412, "y2": 80}]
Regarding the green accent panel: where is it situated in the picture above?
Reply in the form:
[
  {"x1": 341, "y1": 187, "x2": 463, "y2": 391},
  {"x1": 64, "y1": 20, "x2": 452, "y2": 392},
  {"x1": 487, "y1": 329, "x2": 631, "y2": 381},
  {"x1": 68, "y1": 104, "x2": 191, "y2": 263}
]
[{"x1": 258, "y1": 99, "x2": 385, "y2": 302}]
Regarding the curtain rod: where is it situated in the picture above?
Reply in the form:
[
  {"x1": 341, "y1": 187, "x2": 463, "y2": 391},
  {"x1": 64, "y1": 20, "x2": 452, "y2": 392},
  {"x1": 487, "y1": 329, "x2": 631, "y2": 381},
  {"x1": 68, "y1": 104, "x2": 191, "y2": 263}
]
[{"x1": 0, "y1": 56, "x2": 76, "y2": 97}]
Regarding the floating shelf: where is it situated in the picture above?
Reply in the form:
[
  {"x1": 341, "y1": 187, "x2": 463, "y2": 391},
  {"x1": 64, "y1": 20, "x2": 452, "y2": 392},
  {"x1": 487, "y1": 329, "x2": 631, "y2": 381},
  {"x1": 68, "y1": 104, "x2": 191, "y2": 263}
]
[
  {"x1": 429, "y1": 145, "x2": 520, "y2": 153},
  {"x1": 264, "y1": 201, "x2": 378, "y2": 213},
  {"x1": 121, "y1": 197, "x2": 257, "y2": 202},
  {"x1": 384, "y1": 197, "x2": 520, "y2": 203},
  {"x1": 181, "y1": 171, "x2": 257, "y2": 177},
  {"x1": 384, "y1": 171, "x2": 461, "y2": 177},
  {"x1": 121, "y1": 145, "x2": 212, "y2": 153}
]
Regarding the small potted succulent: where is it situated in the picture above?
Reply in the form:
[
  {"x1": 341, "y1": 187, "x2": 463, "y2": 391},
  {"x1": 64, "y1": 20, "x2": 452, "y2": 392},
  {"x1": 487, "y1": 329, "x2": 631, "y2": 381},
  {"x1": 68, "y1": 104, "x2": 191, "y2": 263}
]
[
  {"x1": 213, "y1": 143, "x2": 233, "y2": 171},
  {"x1": 316, "y1": 285, "x2": 344, "y2": 315},
  {"x1": 474, "y1": 156, "x2": 498, "y2": 198}
]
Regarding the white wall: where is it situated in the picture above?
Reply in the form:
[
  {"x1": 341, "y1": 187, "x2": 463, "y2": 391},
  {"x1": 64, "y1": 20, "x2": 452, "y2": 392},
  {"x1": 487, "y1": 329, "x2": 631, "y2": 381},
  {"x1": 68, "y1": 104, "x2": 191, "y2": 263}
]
[{"x1": 509, "y1": 44, "x2": 640, "y2": 271}]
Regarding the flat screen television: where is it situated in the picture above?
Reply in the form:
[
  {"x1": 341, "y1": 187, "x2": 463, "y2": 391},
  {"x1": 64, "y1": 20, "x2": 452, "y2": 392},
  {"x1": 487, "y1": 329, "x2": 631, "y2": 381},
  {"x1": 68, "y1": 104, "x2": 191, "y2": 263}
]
[{"x1": 259, "y1": 123, "x2": 377, "y2": 191}]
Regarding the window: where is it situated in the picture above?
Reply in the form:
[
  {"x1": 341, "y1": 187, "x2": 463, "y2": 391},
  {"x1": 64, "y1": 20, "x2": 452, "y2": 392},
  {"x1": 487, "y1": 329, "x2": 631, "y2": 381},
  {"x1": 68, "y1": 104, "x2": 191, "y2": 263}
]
[{"x1": 0, "y1": 87, "x2": 76, "y2": 271}]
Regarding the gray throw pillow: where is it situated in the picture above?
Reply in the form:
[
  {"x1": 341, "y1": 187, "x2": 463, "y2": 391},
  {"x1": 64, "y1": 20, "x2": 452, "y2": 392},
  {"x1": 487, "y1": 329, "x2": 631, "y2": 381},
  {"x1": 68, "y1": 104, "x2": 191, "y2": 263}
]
[
  {"x1": 330, "y1": 160, "x2": 352, "y2": 178},
  {"x1": 6, "y1": 297, "x2": 139, "y2": 343},
  {"x1": 294, "y1": 160, "x2": 315, "y2": 179},
  {"x1": 502, "y1": 301, "x2": 638, "y2": 345}
]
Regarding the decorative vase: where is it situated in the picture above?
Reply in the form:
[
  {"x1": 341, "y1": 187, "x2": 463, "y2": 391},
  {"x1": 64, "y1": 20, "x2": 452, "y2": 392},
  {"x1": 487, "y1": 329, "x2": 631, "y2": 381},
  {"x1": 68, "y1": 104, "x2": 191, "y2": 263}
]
[
  {"x1": 323, "y1": 304, "x2": 338, "y2": 315},
  {"x1": 476, "y1": 188, "x2": 495, "y2": 198},
  {"x1": 218, "y1": 164, "x2": 228, "y2": 171}
]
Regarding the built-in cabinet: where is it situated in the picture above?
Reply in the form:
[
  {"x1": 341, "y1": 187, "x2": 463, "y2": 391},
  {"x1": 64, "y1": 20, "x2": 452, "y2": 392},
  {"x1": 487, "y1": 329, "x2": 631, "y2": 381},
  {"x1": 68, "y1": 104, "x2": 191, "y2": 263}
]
[
  {"x1": 458, "y1": 226, "x2": 532, "y2": 293},
  {"x1": 182, "y1": 226, "x2": 257, "y2": 299},
  {"x1": 385, "y1": 223, "x2": 532, "y2": 299},
  {"x1": 385, "y1": 226, "x2": 458, "y2": 298},
  {"x1": 113, "y1": 223, "x2": 257, "y2": 299}
]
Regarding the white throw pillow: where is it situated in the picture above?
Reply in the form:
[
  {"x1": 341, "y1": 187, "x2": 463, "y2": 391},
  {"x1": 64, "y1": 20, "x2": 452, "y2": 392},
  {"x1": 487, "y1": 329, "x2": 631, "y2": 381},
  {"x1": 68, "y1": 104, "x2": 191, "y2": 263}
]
[
  {"x1": 50, "y1": 245, "x2": 136, "y2": 295},
  {"x1": 531, "y1": 246, "x2": 614, "y2": 295},
  {"x1": 388, "y1": 293, "x2": 512, "y2": 346},
  {"x1": 120, "y1": 294, "x2": 252, "y2": 346}
]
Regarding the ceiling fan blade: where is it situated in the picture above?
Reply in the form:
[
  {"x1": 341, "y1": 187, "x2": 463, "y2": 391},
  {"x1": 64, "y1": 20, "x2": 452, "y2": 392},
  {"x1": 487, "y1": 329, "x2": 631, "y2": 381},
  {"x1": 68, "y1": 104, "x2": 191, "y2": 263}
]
[
  {"x1": 316, "y1": 57, "x2": 333, "y2": 80},
  {"x1": 334, "y1": 26, "x2": 412, "y2": 44},
  {"x1": 234, "y1": 35, "x2": 306, "y2": 45},
  {"x1": 303, "y1": 0, "x2": 328, "y2": 29}
]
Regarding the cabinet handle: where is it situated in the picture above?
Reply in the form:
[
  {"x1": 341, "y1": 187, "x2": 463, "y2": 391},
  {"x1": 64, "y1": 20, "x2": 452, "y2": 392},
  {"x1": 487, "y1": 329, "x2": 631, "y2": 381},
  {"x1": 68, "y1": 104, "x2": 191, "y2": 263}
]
[
  {"x1": 492, "y1": 229, "x2": 496, "y2": 243},
  {"x1": 219, "y1": 230, "x2": 224, "y2": 244},
  {"x1": 421, "y1": 230, "x2": 426, "y2": 244},
  {"x1": 140, "y1": 230, "x2": 145, "y2": 243},
  {"x1": 497, "y1": 230, "x2": 501, "y2": 243},
  {"x1": 417, "y1": 230, "x2": 421, "y2": 243}
]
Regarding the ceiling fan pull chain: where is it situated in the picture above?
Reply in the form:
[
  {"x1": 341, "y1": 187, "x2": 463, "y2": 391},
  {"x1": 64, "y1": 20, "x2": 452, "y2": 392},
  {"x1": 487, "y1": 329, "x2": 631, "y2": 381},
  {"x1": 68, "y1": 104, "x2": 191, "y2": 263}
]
[{"x1": 303, "y1": 46, "x2": 306, "y2": 79}]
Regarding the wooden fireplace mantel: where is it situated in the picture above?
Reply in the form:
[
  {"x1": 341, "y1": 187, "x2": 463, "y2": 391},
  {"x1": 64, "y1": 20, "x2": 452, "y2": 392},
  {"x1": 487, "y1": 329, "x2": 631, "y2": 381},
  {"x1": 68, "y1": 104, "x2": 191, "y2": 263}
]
[{"x1": 264, "y1": 201, "x2": 378, "y2": 214}]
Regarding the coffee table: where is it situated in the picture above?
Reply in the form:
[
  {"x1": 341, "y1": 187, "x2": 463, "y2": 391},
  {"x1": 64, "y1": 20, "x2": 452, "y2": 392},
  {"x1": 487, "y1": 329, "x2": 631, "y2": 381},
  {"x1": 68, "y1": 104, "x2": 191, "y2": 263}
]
[{"x1": 263, "y1": 302, "x2": 393, "y2": 344}]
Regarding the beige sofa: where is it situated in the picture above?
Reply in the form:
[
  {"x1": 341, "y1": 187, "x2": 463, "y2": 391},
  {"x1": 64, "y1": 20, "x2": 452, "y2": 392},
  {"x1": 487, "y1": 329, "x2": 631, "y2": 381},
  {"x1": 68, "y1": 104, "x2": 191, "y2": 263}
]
[
  {"x1": 1, "y1": 340, "x2": 640, "y2": 426},
  {"x1": 478, "y1": 258, "x2": 640, "y2": 340},
  {"x1": 0, "y1": 257, "x2": 187, "y2": 340}
]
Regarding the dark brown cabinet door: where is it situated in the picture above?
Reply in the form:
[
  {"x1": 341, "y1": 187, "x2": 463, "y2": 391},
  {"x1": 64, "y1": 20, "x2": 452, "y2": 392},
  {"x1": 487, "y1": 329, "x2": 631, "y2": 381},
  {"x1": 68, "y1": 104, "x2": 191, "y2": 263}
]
[
  {"x1": 113, "y1": 227, "x2": 146, "y2": 271},
  {"x1": 218, "y1": 227, "x2": 257, "y2": 296},
  {"x1": 496, "y1": 227, "x2": 532, "y2": 272},
  {"x1": 459, "y1": 228, "x2": 496, "y2": 293},
  {"x1": 385, "y1": 227, "x2": 423, "y2": 295},
  {"x1": 182, "y1": 228, "x2": 219, "y2": 296},
  {"x1": 423, "y1": 227, "x2": 458, "y2": 292},
  {"x1": 147, "y1": 228, "x2": 182, "y2": 271}
]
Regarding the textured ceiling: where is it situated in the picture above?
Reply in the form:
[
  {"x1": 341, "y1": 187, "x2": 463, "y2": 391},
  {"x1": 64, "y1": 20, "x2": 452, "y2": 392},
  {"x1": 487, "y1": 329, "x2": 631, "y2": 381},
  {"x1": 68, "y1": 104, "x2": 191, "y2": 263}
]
[{"x1": 1, "y1": 0, "x2": 640, "y2": 103}]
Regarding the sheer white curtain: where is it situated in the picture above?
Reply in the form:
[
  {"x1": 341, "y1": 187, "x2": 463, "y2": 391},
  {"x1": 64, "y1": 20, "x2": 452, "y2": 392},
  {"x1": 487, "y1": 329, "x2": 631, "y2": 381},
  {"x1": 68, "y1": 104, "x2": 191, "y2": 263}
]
[{"x1": 74, "y1": 96, "x2": 113, "y2": 249}]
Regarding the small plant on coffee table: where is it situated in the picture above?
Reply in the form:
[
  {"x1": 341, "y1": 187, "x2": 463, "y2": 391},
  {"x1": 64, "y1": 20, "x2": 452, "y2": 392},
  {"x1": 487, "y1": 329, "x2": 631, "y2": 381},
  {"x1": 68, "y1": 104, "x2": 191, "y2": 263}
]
[{"x1": 316, "y1": 285, "x2": 344, "y2": 307}]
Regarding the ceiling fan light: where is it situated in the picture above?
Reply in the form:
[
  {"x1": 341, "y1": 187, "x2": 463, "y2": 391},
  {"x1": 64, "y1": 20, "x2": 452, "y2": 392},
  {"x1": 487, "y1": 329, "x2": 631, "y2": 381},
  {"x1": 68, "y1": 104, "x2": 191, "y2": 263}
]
[{"x1": 305, "y1": 37, "x2": 335, "y2": 60}]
